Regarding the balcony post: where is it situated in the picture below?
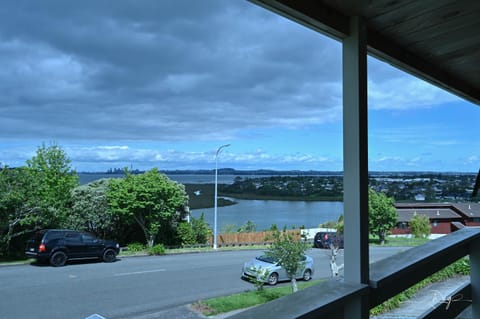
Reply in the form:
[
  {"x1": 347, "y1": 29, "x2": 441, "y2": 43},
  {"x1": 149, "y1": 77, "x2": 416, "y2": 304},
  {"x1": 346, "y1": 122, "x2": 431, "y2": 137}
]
[
  {"x1": 471, "y1": 238, "x2": 480, "y2": 318},
  {"x1": 342, "y1": 15, "x2": 369, "y2": 319}
]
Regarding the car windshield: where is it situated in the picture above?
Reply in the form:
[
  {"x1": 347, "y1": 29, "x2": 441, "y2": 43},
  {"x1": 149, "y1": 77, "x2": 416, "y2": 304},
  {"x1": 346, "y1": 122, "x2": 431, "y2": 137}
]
[{"x1": 256, "y1": 255, "x2": 277, "y2": 264}]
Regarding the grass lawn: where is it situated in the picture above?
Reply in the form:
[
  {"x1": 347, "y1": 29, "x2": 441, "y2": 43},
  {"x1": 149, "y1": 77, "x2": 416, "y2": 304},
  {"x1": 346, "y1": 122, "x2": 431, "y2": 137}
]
[
  {"x1": 371, "y1": 235, "x2": 429, "y2": 247},
  {"x1": 192, "y1": 280, "x2": 321, "y2": 316}
]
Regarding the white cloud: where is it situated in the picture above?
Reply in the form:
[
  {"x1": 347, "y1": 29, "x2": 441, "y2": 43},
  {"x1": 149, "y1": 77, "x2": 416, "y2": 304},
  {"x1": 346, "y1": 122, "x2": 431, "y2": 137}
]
[{"x1": 368, "y1": 58, "x2": 457, "y2": 110}]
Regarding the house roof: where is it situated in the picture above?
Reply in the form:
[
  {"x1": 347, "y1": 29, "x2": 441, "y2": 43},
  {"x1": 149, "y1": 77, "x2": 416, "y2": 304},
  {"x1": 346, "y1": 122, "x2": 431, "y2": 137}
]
[
  {"x1": 452, "y1": 202, "x2": 480, "y2": 218},
  {"x1": 251, "y1": 0, "x2": 480, "y2": 106},
  {"x1": 395, "y1": 202, "x2": 480, "y2": 220},
  {"x1": 396, "y1": 208, "x2": 462, "y2": 222}
]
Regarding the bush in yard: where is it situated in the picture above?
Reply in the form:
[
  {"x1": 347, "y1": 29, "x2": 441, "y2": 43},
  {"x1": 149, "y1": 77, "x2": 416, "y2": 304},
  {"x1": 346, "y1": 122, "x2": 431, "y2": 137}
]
[
  {"x1": 177, "y1": 221, "x2": 196, "y2": 246},
  {"x1": 127, "y1": 242, "x2": 145, "y2": 253},
  {"x1": 409, "y1": 214, "x2": 431, "y2": 238},
  {"x1": 148, "y1": 244, "x2": 166, "y2": 255},
  {"x1": 245, "y1": 266, "x2": 269, "y2": 291},
  {"x1": 191, "y1": 213, "x2": 211, "y2": 244}
]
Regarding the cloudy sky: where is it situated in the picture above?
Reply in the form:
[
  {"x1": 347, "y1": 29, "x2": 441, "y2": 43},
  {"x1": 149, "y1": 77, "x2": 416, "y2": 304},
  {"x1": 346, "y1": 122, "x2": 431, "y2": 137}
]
[{"x1": 1, "y1": 1, "x2": 479, "y2": 173}]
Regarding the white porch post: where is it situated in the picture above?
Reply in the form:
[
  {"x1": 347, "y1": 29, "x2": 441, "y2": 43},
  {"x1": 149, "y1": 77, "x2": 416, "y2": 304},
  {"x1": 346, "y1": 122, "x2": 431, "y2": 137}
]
[{"x1": 342, "y1": 16, "x2": 370, "y2": 319}]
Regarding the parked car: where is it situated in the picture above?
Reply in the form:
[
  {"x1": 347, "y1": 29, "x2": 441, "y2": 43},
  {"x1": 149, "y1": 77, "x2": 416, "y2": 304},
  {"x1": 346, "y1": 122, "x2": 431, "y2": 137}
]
[
  {"x1": 313, "y1": 231, "x2": 344, "y2": 249},
  {"x1": 25, "y1": 229, "x2": 120, "y2": 267},
  {"x1": 241, "y1": 254, "x2": 314, "y2": 285}
]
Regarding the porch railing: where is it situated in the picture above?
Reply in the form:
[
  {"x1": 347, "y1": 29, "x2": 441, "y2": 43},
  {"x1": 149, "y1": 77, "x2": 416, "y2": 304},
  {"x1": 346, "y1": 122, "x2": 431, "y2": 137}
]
[{"x1": 228, "y1": 227, "x2": 480, "y2": 319}]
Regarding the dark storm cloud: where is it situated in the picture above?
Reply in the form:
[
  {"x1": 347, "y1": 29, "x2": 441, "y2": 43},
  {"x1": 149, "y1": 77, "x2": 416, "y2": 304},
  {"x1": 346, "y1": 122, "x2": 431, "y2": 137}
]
[{"x1": 0, "y1": 0, "x2": 345, "y2": 142}]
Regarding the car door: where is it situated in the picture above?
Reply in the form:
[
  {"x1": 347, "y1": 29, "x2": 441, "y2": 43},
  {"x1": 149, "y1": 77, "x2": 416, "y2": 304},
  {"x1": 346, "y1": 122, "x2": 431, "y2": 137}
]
[
  {"x1": 64, "y1": 231, "x2": 85, "y2": 258},
  {"x1": 81, "y1": 233, "x2": 104, "y2": 257}
]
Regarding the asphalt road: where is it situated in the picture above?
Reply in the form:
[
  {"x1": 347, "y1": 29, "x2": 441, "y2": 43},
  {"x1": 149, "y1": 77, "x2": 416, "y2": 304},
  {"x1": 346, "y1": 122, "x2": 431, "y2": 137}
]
[{"x1": 0, "y1": 246, "x2": 407, "y2": 319}]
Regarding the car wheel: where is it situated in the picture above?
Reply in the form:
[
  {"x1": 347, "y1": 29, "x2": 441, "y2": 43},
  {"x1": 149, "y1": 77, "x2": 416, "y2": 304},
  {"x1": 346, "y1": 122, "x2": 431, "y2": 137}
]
[
  {"x1": 50, "y1": 251, "x2": 67, "y2": 267},
  {"x1": 103, "y1": 248, "x2": 117, "y2": 263},
  {"x1": 302, "y1": 269, "x2": 312, "y2": 281},
  {"x1": 267, "y1": 272, "x2": 279, "y2": 285}
]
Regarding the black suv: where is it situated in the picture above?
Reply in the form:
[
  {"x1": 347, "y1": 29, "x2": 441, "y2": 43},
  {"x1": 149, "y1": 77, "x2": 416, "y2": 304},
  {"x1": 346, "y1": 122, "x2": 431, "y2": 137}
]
[{"x1": 25, "y1": 229, "x2": 120, "y2": 267}]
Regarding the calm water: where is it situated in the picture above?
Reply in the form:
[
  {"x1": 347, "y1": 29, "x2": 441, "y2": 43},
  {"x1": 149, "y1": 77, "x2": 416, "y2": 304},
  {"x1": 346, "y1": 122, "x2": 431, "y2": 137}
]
[{"x1": 191, "y1": 199, "x2": 343, "y2": 232}]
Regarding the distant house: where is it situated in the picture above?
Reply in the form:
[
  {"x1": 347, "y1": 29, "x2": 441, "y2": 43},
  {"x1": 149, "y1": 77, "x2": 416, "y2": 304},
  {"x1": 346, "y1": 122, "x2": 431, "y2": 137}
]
[
  {"x1": 414, "y1": 194, "x2": 425, "y2": 201},
  {"x1": 392, "y1": 202, "x2": 480, "y2": 235}
]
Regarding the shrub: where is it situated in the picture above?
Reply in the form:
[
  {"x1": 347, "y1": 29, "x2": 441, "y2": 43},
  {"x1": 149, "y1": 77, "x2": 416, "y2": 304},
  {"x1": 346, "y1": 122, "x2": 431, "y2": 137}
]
[
  {"x1": 148, "y1": 244, "x2": 166, "y2": 255},
  {"x1": 409, "y1": 214, "x2": 431, "y2": 238},
  {"x1": 192, "y1": 213, "x2": 211, "y2": 244},
  {"x1": 177, "y1": 222, "x2": 196, "y2": 246},
  {"x1": 245, "y1": 266, "x2": 269, "y2": 291},
  {"x1": 127, "y1": 242, "x2": 145, "y2": 253}
]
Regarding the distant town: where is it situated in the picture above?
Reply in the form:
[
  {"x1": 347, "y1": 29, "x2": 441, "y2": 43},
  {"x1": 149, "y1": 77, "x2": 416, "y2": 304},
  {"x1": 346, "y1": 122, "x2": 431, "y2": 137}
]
[{"x1": 81, "y1": 169, "x2": 480, "y2": 202}]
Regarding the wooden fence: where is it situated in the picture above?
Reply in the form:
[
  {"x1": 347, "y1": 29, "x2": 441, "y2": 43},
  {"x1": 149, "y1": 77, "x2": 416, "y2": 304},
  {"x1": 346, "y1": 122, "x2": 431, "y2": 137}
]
[{"x1": 212, "y1": 229, "x2": 303, "y2": 246}]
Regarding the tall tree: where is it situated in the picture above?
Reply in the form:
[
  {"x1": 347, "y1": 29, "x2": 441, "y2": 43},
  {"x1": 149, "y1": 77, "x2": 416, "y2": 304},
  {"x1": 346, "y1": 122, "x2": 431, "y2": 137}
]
[
  {"x1": 26, "y1": 143, "x2": 78, "y2": 227},
  {"x1": 265, "y1": 230, "x2": 309, "y2": 293},
  {"x1": 0, "y1": 144, "x2": 77, "y2": 255},
  {"x1": 369, "y1": 188, "x2": 398, "y2": 245},
  {"x1": 107, "y1": 168, "x2": 189, "y2": 247},
  {"x1": 0, "y1": 166, "x2": 39, "y2": 255},
  {"x1": 66, "y1": 179, "x2": 118, "y2": 238}
]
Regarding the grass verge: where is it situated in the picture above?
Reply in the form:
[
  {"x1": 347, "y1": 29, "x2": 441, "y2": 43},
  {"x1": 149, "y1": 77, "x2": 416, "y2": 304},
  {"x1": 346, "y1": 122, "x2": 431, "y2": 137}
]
[
  {"x1": 192, "y1": 280, "x2": 321, "y2": 316},
  {"x1": 371, "y1": 236, "x2": 429, "y2": 247}
]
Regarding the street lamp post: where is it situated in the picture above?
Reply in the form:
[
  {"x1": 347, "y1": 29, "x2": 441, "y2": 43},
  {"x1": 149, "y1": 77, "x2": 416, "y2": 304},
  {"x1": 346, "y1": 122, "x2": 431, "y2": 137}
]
[{"x1": 213, "y1": 143, "x2": 231, "y2": 249}]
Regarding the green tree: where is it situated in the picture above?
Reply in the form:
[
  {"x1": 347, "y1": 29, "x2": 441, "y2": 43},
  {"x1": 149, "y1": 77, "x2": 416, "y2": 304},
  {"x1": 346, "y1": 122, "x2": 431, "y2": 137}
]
[
  {"x1": 177, "y1": 221, "x2": 196, "y2": 246},
  {"x1": 238, "y1": 220, "x2": 257, "y2": 233},
  {"x1": 191, "y1": 213, "x2": 210, "y2": 244},
  {"x1": 369, "y1": 188, "x2": 398, "y2": 245},
  {"x1": 409, "y1": 214, "x2": 431, "y2": 238},
  {"x1": 107, "y1": 168, "x2": 189, "y2": 247},
  {"x1": 265, "y1": 230, "x2": 310, "y2": 293},
  {"x1": 0, "y1": 144, "x2": 77, "y2": 256},
  {"x1": 25, "y1": 143, "x2": 78, "y2": 227},
  {"x1": 65, "y1": 179, "x2": 118, "y2": 238},
  {"x1": 0, "y1": 166, "x2": 39, "y2": 255}
]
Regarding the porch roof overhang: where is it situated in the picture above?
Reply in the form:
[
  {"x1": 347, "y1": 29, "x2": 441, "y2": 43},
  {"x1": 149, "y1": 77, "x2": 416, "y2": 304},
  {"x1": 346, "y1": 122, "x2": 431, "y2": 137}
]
[{"x1": 250, "y1": 0, "x2": 480, "y2": 106}]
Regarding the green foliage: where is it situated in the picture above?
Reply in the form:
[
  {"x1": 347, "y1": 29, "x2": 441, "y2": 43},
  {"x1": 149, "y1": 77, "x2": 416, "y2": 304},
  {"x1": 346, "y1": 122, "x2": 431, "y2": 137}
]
[
  {"x1": 194, "y1": 280, "x2": 319, "y2": 316},
  {"x1": 126, "y1": 242, "x2": 145, "y2": 252},
  {"x1": 320, "y1": 220, "x2": 337, "y2": 229},
  {"x1": 336, "y1": 215, "x2": 344, "y2": 235},
  {"x1": 65, "y1": 178, "x2": 118, "y2": 238},
  {"x1": 191, "y1": 213, "x2": 210, "y2": 244},
  {"x1": 220, "y1": 175, "x2": 343, "y2": 200},
  {"x1": 0, "y1": 144, "x2": 78, "y2": 256},
  {"x1": 148, "y1": 243, "x2": 166, "y2": 255},
  {"x1": 369, "y1": 188, "x2": 398, "y2": 244},
  {"x1": 177, "y1": 221, "x2": 196, "y2": 246},
  {"x1": 408, "y1": 214, "x2": 431, "y2": 238},
  {"x1": 26, "y1": 143, "x2": 79, "y2": 226},
  {"x1": 265, "y1": 230, "x2": 310, "y2": 293},
  {"x1": 107, "y1": 168, "x2": 189, "y2": 247},
  {"x1": 320, "y1": 215, "x2": 344, "y2": 234},
  {"x1": 245, "y1": 266, "x2": 269, "y2": 291},
  {"x1": 238, "y1": 220, "x2": 257, "y2": 233}
]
